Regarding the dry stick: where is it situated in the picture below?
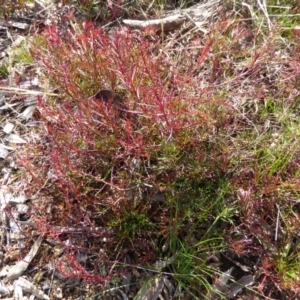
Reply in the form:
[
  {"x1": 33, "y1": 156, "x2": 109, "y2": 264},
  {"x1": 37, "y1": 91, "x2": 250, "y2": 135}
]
[
  {"x1": 0, "y1": 87, "x2": 58, "y2": 96},
  {"x1": 123, "y1": 14, "x2": 186, "y2": 31},
  {"x1": 123, "y1": 0, "x2": 221, "y2": 32}
]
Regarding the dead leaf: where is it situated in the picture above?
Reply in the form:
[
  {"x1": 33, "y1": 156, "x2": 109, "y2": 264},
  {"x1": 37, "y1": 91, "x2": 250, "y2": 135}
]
[
  {"x1": 0, "y1": 280, "x2": 12, "y2": 295},
  {"x1": 134, "y1": 274, "x2": 165, "y2": 300},
  {"x1": 3, "y1": 123, "x2": 14, "y2": 134},
  {"x1": 15, "y1": 277, "x2": 50, "y2": 300},
  {"x1": 227, "y1": 275, "x2": 254, "y2": 298},
  {"x1": 0, "y1": 145, "x2": 10, "y2": 159},
  {"x1": 211, "y1": 267, "x2": 233, "y2": 299},
  {"x1": 5, "y1": 134, "x2": 26, "y2": 144},
  {"x1": 20, "y1": 105, "x2": 37, "y2": 120},
  {"x1": 3, "y1": 235, "x2": 44, "y2": 281}
]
